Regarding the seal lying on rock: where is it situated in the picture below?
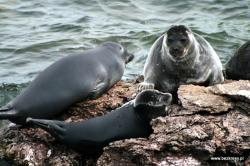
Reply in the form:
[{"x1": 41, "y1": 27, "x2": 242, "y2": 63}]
[
  {"x1": 0, "y1": 42, "x2": 134, "y2": 125},
  {"x1": 225, "y1": 41, "x2": 250, "y2": 80},
  {"x1": 27, "y1": 90, "x2": 172, "y2": 156},
  {"x1": 138, "y1": 25, "x2": 224, "y2": 94}
]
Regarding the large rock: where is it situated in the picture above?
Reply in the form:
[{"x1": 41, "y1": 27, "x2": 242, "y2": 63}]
[
  {"x1": 97, "y1": 80, "x2": 250, "y2": 166},
  {"x1": 0, "y1": 81, "x2": 136, "y2": 166},
  {"x1": 0, "y1": 80, "x2": 249, "y2": 166}
]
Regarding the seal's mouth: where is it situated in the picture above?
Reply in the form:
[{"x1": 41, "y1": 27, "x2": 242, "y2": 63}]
[
  {"x1": 169, "y1": 47, "x2": 188, "y2": 60},
  {"x1": 170, "y1": 49, "x2": 184, "y2": 58}
]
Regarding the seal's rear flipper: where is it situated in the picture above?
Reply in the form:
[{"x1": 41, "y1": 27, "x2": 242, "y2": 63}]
[
  {"x1": 26, "y1": 118, "x2": 65, "y2": 139},
  {"x1": 134, "y1": 90, "x2": 172, "y2": 121}
]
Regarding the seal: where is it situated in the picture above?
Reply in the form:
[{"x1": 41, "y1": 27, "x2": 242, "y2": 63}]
[
  {"x1": 225, "y1": 41, "x2": 250, "y2": 80},
  {"x1": 27, "y1": 90, "x2": 172, "y2": 156},
  {"x1": 138, "y1": 25, "x2": 224, "y2": 95},
  {"x1": 0, "y1": 42, "x2": 134, "y2": 125}
]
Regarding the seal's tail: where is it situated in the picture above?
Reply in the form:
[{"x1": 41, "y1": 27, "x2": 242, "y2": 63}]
[{"x1": 0, "y1": 107, "x2": 16, "y2": 119}]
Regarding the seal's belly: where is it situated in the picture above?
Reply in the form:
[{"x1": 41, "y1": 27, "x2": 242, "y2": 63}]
[
  {"x1": 156, "y1": 69, "x2": 210, "y2": 93},
  {"x1": 156, "y1": 77, "x2": 179, "y2": 93}
]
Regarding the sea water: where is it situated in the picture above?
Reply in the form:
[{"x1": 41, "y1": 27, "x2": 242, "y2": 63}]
[{"x1": 0, "y1": 0, "x2": 249, "y2": 127}]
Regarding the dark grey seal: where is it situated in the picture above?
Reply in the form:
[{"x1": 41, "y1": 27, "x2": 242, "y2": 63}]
[
  {"x1": 27, "y1": 90, "x2": 172, "y2": 156},
  {"x1": 0, "y1": 42, "x2": 134, "y2": 125},
  {"x1": 225, "y1": 41, "x2": 250, "y2": 80},
  {"x1": 138, "y1": 25, "x2": 224, "y2": 94}
]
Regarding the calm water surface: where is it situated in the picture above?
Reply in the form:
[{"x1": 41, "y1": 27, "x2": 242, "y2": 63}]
[{"x1": 0, "y1": 0, "x2": 249, "y2": 126}]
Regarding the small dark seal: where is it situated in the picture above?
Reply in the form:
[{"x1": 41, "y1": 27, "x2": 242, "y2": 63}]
[
  {"x1": 0, "y1": 42, "x2": 134, "y2": 125},
  {"x1": 138, "y1": 25, "x2": 224, "y2": 94},
  {"x1": 27, "y1": 90, "x2": 172, "y2": 156},
  {"x1": 225, "y1": 41, "x2": 250, "y2": 80}
]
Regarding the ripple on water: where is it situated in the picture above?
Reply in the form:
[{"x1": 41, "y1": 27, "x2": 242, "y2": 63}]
[
  {"x1": 49, "y1": 23, "x2": 83, "y2": 32},
  {"x1": 0, "y1": 83, "x2": 26, "y2": 105},
  {"x1": 76, "y1": 16, "x2": 92, "y2": 23},
  {"x1": 13, "y1": 39, "x2": 76, "y2": 54},
  {"x1": 16, "y1": 10, "x2": 45, "y2": 17}
]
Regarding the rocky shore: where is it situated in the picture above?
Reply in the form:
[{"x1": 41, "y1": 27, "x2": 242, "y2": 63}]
[{"x1": 0, "y1": 80, "x2": 249, "y2": 166}]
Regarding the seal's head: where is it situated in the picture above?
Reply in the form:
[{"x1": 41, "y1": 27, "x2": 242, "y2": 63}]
[
  {"x1": 134, "y1": 89, "x2": 172, "y2": 121},
  {"x1": 102, "y1": 42, "x2": 134, "y2": 64},
  {"x1": 165, "y1": 25, "x2": 192, "y2": 60}
]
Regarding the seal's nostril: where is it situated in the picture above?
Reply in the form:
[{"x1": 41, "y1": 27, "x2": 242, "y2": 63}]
[
  {"x1": 126, "y1": 54, "x2": 134, "y2": 64},
  {"x1": 130, "y1": 54, "x2": 135, "y2": 60},
  {"x1": 171, "y1": 48, "x2": 180, "y2": 53}
]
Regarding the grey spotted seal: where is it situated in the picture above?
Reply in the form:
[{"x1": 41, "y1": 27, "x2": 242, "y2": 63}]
[
  {"x1": 27, "y1": 89, "x2": 172, "y2": 156},
  {"x1": 225, "y1": 41, "x2": 250, "y2": 80},
  {"x1": 0, "y1": 42, "x2": 134, "y2": 125},
  {"x1": 138, "y1": 25, "x2": 224, "y2": 94}
]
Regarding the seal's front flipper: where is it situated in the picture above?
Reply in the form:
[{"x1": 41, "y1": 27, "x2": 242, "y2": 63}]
[
  {"x1": 89, "y1": 78, "x2": 108, "y2": 99},
  {"x1": 134, "y1": 89, "x2": 172, "y2": 121}
]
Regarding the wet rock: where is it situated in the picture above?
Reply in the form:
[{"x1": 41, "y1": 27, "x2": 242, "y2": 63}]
[{"x1": 98, "y1": 80, "x2": 250, "y2": 166}]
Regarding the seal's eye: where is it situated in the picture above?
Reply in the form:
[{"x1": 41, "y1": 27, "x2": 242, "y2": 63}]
[
  {"x1": 180, "y1": 38, "x2": 187, "y2": 43},
  {"x1": 167, "y1": 38, "x2": 174, "y2": 44}
]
